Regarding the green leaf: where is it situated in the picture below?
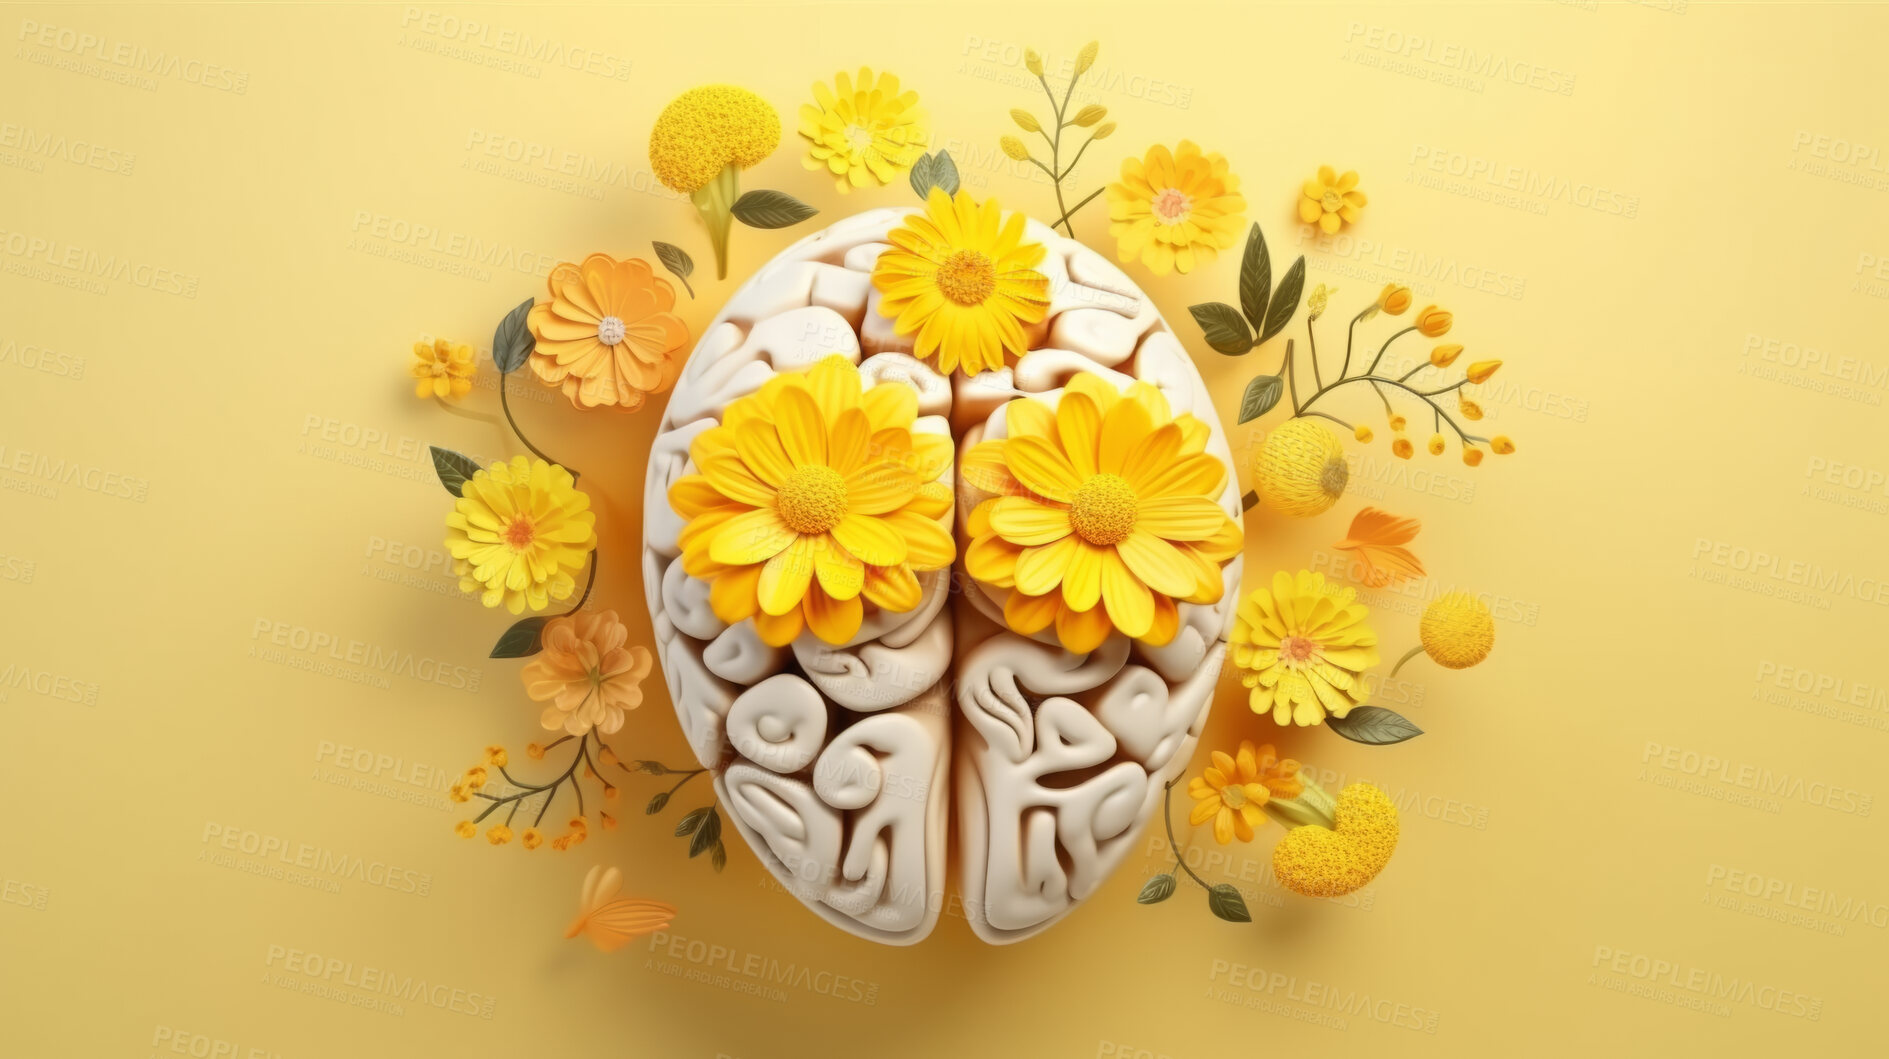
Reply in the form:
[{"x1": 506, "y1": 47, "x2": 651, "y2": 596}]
[
  {"x1": 710, "y1": 841, "x2": 728, "y2": 872},
  {"x1": 652, "y1": 241, "x2": 695, "y2": 299},
  {"x1": 645, "y1": 790, "x2": 671, "y2": 815},
  {"x1": 1237, "y1": 224, "x2": 1270, "y2": 331},
  {"x1": 428, "y1": 446, "x2": 481, "y2": 497},
  {"x1": 1237, "y1": 375, "x2": 1284, "y2": 424},
  {"x1": 908, "y1": 153, "x2": 934, "y2": 199},
  {"x1": 732, "y1": 189, "x2": 818, "y2": 229},
  {"x1": 930, "y1": 150, "x2": 960, "y2": 195},
  {"x1": 674, "y1": 806, "x2": 711, "y2": 837},
  {"x1": 1188, "y1": 302, "x2": 1253, "y2": 355},
  {"x1": 1136, "y1": 874, "x2": 1177, "y2": 904},
  {"x1": 1327, "y1": 705, "x2": 1424, "y2": 745},
  {"x1": 489, "y1": 615, "x2": 549, "y2": 658},
  {"x1": 634, "y1": 760, "x2": 674, "y2": 776},
  {"x1": 492, "y1": 296, "x2": 535, "y2": 374},
  {"x1": 688, "y1": 808, "x2": 722, "y2": 858},
  {"x1": 1207, "y1": 884, "x2": 1251, "y2": 923},
  {"x1": 1258, "y1": 256, "x2": 1306, "y2": 344}
]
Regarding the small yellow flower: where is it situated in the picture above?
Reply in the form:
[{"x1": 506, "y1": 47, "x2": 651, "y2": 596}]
[
  {"x1": 1253, "y1": 419, "x2": 1348, "y2": 518},
  {"x1": 1306, "y1": 284, "x2": 1333, "y2": 321},
  {"x1": 1426, "y1": 433, "x2": 1445, "y2": 456},
  {"x1": 1092, "y1": 122, "x2": 1116, "y2": 141},
  {"x1": 1377, "y1": 284, "x2": 1412, "y2": 316},
  {"x1": 569, "y1": 816, "x2": 588, "y2": 833},
  {"x1": 597, "y1": 745, "x2": 619, "y2": 767},
  {"x1": 411, "y1": 338, "x2": 475, "y2": 400},
  {"x1": 1463, "y1": 447, "x2": 1484, "y2": 466},
  {"x1": 526, "y1": 742, "x2": 545, "y2": 760},
  {"x1": 521, "y1": 828, "x2": 543, "y2": 850},
  {"x1": 1354, "y1": 425, "x2": 1373, "y2": 443},
  {"x1": 1071, "y1": 104, "x2": 1106, "y2": 127},
  {"x1": 604, "y1": 785, "x2": 619, "y2": 802},
  {"x1": 1466, "y1": 359, "x2": 1501, "y2": 384},
  {"x1": 601, "y1": 812, "x2": 618, "y2": 831},
  {"x1": 1186, "y1": 741, "x2": 1304, "y2": 845},
  {"x1": 1429, "y1": 344, "x2": 1463, "y2": 368},
  {"x1": 1492, "y1": 436, "x2": 1516, "y2": 455},
  {"x1": 551, "y1": 835, "x2": 572, "y2": 852},
  {"x1": 1391, "y1": 437, "x2": 1413, "y2": 460},
  {"x1": 1414, "y1": 305, "x2": 1452, "y2": 338},
  {"x1": 1271, "y1": 782, "x2": 1400, "y2": 898},
  {"x1": 1458, "y1": 395, "x2": 1484, "y2": 421},
  {"x1": 1025, "y1": 48, "x2": 1044, "y2": 76},
  {"x1": 446, "y1": 456, "x2": 597, "y2": 615},
  {"x1": 448, "y1": 784, "x2": 469, "y2": 804},
  {"x1": 1230, "y1": 570, "x2": 1380, "y2": 727},
  {"x1": 1387, "y1": 413, "x2": 1406, "y2": 431},
  {"x1": 799, "y1": 68, "x2": 927, "y2": 194},
  {"x1": 1420, "y1": 591, "x2": 1495, "y2": 668},
  {"x1": 464, "y1": 766, "x2": 487, "y2": 789},
  {"x1": 1297, "y1": 166, "x2": 1367, "y2": 234},
  {"x1": 1107, "y1": 141, "x2": 1247, "y2": 276},
  {"x1": 486, "y1": 825, "x2": 513, "y2": 846},
  {"x1": 1075, "y1": 40, "x2": 1099, "y2": 75},
  {"x1": 454, "y1": 820, "x2": 476, "y2": 838},
  {"x1": 648, "y1": 84, "x2": 781, "y2": 278},
  {"x1": 482, "y1": 745, "x2": 507, "y2": 768},
  {"x1": 999, "y1": 135, "x2": 1030, "y2": 161},
  {"x1": 1010, "y1": 108, "x2": 1041, "y2": 133}
]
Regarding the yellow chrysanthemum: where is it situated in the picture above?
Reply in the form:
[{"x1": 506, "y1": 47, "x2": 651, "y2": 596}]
[
  {"x1": 667, "y1": 355, "x2": 955, "y2": 646},
  {"x1": 1231, "y1": 570, "x2": 1380, "y2": 726},
  {"x1": 1298, "y1": 166, "x2": 1367, "y2": 235},
  {"x1": 1271, "y1": 782, "x2": 1399, "y2": 898},
  {"x1": 962, "y1": 374, "x2": 1242, "y2": 652},
  {"x1": 1187, "y1": 740, "x2": 1303, "y2": 845},
  {"x1": 798, "y1": 67, "x2": 928, "y2": 193},
  {"x1": 445, "y1": 456, "x2": 597, "y2": 615},
  {"x1": 871, "y1": 188, "x2": 1050, "y2": 376},
  {"x1": 648, "y1": 84, "x2": 781, "y2": 279},
  {"x1": 1253, "y1": 419, "x2": 1349, "y2": 517},
  {"x1": 1106, "y1": 140, "x2": 1247, "y2": 276},
  {"x1": 1420, "y1": 591, "x2": 1494, "y2": 669},
  {"x1": 411, "y1": 338, "x2": 475, "y2": 399}
]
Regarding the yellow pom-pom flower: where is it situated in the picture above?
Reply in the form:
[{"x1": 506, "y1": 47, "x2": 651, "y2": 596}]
[
  {"x1": 1187, "y1": 740, "x2": 1303, "y2": 844},
  {"x1": 1106, "y1": 140, "x2": 1247, "y2": 276},
  {"x1": 798, "y1": 67, "x2": 927, "y2": 194},
  {"x1": 668, "y1": 355, "x2": 955, "y2": 646},
  {"x1": 1426, "y1": 433, "x2": 1445, "y2": 456},
  {"x1": 1268, "y1": 780, "x2": 1400, "y2": 898},
  {"x1": 871, "y1": 188, "x2": 1050, "y2": 376},
  {"x1": 1390, "y1": 436, "x2": 1413, "y2": 460},
  {"x1": 486, "y1": 825, "x2": 513, "y2": 846},
  {"x1": 445, "y1": 456, "x2": 597, "y2": 615},
  {"x1": 1230, "y1": 570, "x2": 1380, "y2": 727},
  {"x1": 648, "y1": 85, "x2": 781, "y2": 278},
  {"x1": 453, "y1": 820, "x2": 476, "y2": 839},
  {"x1": 1252, "y1": 419, "x2": 1348, "y2": 517},
  {"x1": 411, "y1": 338, "x2": 476, "y2": 400},
  {"x1": 961, "y1": 374, "x2": 1241, "y2": 652},
  {"x1": 1419, "y1": 591, "x2": 1495, "y2": 669}
]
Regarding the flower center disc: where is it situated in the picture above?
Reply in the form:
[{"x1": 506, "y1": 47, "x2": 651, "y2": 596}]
[
  {"x1": 843, "y1": 123, "x2": 874, "y2": 153},
  {"x1": 503, "y1": 516, "x2": 537, "y2": 551},
  {"x1": 1152, "y1": 188, "x2": 1192, "y2": 224},
  {"x1": 1221, "y1": 785, "x2": 1249, "y2": 809},
  {"x1": 777, "y1": 465, "x2": 849, "y2": 535},
  {"x1": 1321, "y1": 190, "x2": 1344, "y2": 213},
  {"x1": 1280, "y1": 634, "x2": 1317, "y2": 665},
  {"x1": 1069, "y1": 474, "x2": 1138, "y2": 546},
  {"x1": 936, "y1": 250, "x2": 997, "y2": 307},
  {"x1": 597, "y1": 315, "x2": 627, "y2": 346}
]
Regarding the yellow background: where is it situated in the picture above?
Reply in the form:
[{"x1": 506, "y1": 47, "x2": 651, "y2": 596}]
[{"x1": 5, "y1": 2, "x2": 1886, "y2": 1055}]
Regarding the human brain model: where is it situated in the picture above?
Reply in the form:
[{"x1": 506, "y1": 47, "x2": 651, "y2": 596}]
[{"x1": 643, "y1": 204, "x2": 1242, "y2": 945}]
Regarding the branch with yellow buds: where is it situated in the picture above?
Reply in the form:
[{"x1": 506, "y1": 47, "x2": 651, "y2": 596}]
[{"x1": 1002, "y1": 41, "x2": 1112, "y2": 236}]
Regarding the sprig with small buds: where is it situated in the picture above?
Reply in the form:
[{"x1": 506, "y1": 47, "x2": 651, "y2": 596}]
[
  {"x1": 452, "y1": 736, "x2": 616, "y2": 850},
  {"x1": 999, "y1": 41, "x2": 1115, "y2": 236}
]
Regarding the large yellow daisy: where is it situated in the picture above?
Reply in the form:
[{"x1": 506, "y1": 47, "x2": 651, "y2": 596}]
[
  {"x1": 1230, "y1": 570, "x2": 1381, "y2": 726},
  {"x1": 962, "y1": 374, "x2": 1242, "y2": 653},
  {"x1": 668, "y1": 355, "x2": 955, "y2": 646},
  {"x1": 1105, "y1": 140, "x2": 1246, "y2": 276},
  {"x1": 798, "y1": 67, "x2": 928, "y2": 193},
  {"x1": 871, "y1": 189, "x2": 1050, "y2": 377},
  {"x1": 445, "y1": 456, "x2": 597, "y2": 614}
]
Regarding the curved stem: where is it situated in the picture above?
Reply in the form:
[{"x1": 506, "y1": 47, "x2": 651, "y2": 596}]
[
  {"x1": 1364, "y1": 325, "x2": 1418, "y2": 378},
  {"x1": 1284, "y1": 339, "x2": 1299, "y2": 414},
  {"x1": 1299, "y1": 374, "x2": 1485, "y2": 445},
  {"x1": 499, "y1": 370, "x2": 574, "y2": 475},
  {"x1": 1307, "y1": 316, "x2": 1323, "y2": 391},
  {"x1": 432, "y1": 394, "x2": 505, "y2": 427},
  {"x1": 1047, "y1": 186, "x2": 1105, "y2": 231},
  {"x1": 1389, "y1": 644, "x2": 1427, "y2": 678},
  {"x1": 1058, "y1": 132, "x2": 1097, "y2": 181},
  {"x1": 1339, "y1": 307, "x2": 1370, "y2": 379},
  {"x1": 1160, "y1": 780, "x2": 1212, "y2": 890},
  {"x1": 562, "y1": 553, "x2": 599, "y2": 615},
  {"x1": 1299, "y1": 408, "x2": 1354, "y2": 431}
]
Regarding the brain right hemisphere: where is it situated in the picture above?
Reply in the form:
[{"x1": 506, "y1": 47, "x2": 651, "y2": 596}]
[{"x1": 642, "y1": 207, "x2": 1242, "y2": 945}]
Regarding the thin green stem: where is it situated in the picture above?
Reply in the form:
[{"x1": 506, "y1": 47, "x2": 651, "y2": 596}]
[
  {"x1": 1364, "y1": 325, "x2": 1419, "y2": 378},
  {"x1": 1160, "y1": 780, "x2": 1212, "y2": 890},
  {"x1": 562, "y1": 553, "x2": 598, "y2": 616},
  {"x1": 499, "y1": 370, "x2": 575, "y2": 476},
  {"x1": 1299, "y1": 374, "x2": 1485, "y2": 446},
  {"x1": 1307, "y1": 316, "x2": 1323, "y2": 391},
  {"x1": 1339, "y1": 307, "x2": 1371, "y2": 379},
  {"x1": 1047, "y1": 186, "x2": 1105, "y2": 231},
  {"x1": 1300, "y1": 409, "x2": 1354, "y2": 431},
  {"x1": 1058, "y1": 132, "x2": 1098, "y2": 181},
  {"x1": 1284, "y1": 339, "x2": 1300, "y2": 414},
  {"x1": 1389, "y1": 644, "x2": 1427, "y2": 678}
]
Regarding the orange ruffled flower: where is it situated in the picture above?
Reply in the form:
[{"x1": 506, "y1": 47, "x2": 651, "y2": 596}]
[
  {"x1": 961, "y1": 374, "x2": 1242, "y2": 652},
  {"x1": 520, "y1": 610, "x2": 653, "y2": 736},
  {"x1": 527, "y1": 254, "x2": 689, "y2": 412}
]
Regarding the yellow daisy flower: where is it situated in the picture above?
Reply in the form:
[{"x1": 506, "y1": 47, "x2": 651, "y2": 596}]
[
  {"x1": 667, "y1": 355, "x2": 955, "y2": 646},
  {"x1": 798, "y1": 67, "x2": 928, "y2": 193},
  {"x1": 1187, "y1": 740, "x2": 1304, "y2": 845},
  {"x1": 1105, "y1": 140, "x2": 1247, "y2": 276},
  {"x1": 962, "y1": 374, "x2": 1242, "y2": 652},
  {"x1": 871, "y1": 188, "x2": 1050, "y2": 377},
  {"x1": 445, "y1": 456, "x2": 597, "y2": 615},
  {"x1": 1230, "y1": 570, "x2": 1380, "y2": 726},
  {"x1": 411, "y1": 338, "x2": 476, "y2": 399},
  {"x1": 1298, "y1": 166, "x2": 1367, "y2": 234}
]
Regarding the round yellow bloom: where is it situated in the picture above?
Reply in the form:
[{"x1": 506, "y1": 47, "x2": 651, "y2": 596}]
[
  {"x1": 453, "y1": 820, "x2": 476, "y2": 838},
  {"x1": 483, "y1": 745, "x2": 508, "y2": 768},
  {"x1": 463, "y1": 766, "x2": 487, "y2": 789},
  {"x1": 1253, "y1": 419, "x2": 1348, "y2": 517},
  {"x1": 1492, "y1": 435, "x2": 1516, "y2": 455},
  {"x1": 486, "y1": 825, "x2": 513, "y2": 846},
  {"x1": 962, "y1": 375, "x2": 1241, "y2": 652},
  {"x1": 1463, "y1": 447, "x2": 1484, "y2": 467},
  {"x1": 446, "y1": 456, "x2": 596, "y2": 615},
  {"x1": 520, "y1": 827, "x2": 543, "y2": 850},
  {"x1": 1415, "y1": 305, "x2": 1453, "y2": 338},
  {"x1": 1458, "y1": 394, "x2": 1484, "y2": 421},
  {"x1": 1429, "y1": 344, "x2": 1463, "y2": 368},
  {"x1": 799, "y1": 67, "x2": 927, "y2": 193},
  {"x1": 1391, "y1": 437, "x2": 1413, "y2": 460},
  {"x1": 1298, "y1": 166, "x2": 1366, "y2": 235},
  {"x1": 1187, "y1": 740, "x2": 1303, "y2": 845},
  {"x1": 1106, "y1": 140, "x2": 1247, "y2": 276},
  {"x1": 527, "y1": 254, "x2": 689, "y2": 412},
  {"x1": 411, "y1": 338, "x2": 475, "y2": 399},
  {"x1": 871, "y1": 189, "x2": 1050, "y2": 376},
  {"x1": 1427, "y1": 433, "x2": 1445, "y2": 456},
  {"x1": 1231, "y1": 570, "x2": 1381, "y2": 726},
  {"x1": 1272, "y1": 783, "x2": 1399, "y2": 898},
  {"x1": 1354, "y1": 425, "x2": 1373, "y2": 443},
  {"x1": 669, "y1": 355, "x2": 955, "y2": 646},
  {"x1": 1420, "y1": 591, "x2": 1494, "y2": 669},
  {"x1": 649, "y1": 85, "x2": 780, "y2": 195},
  {"x1": 1377, "y1": 284, "x2": 1412, "y2": 316}
]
